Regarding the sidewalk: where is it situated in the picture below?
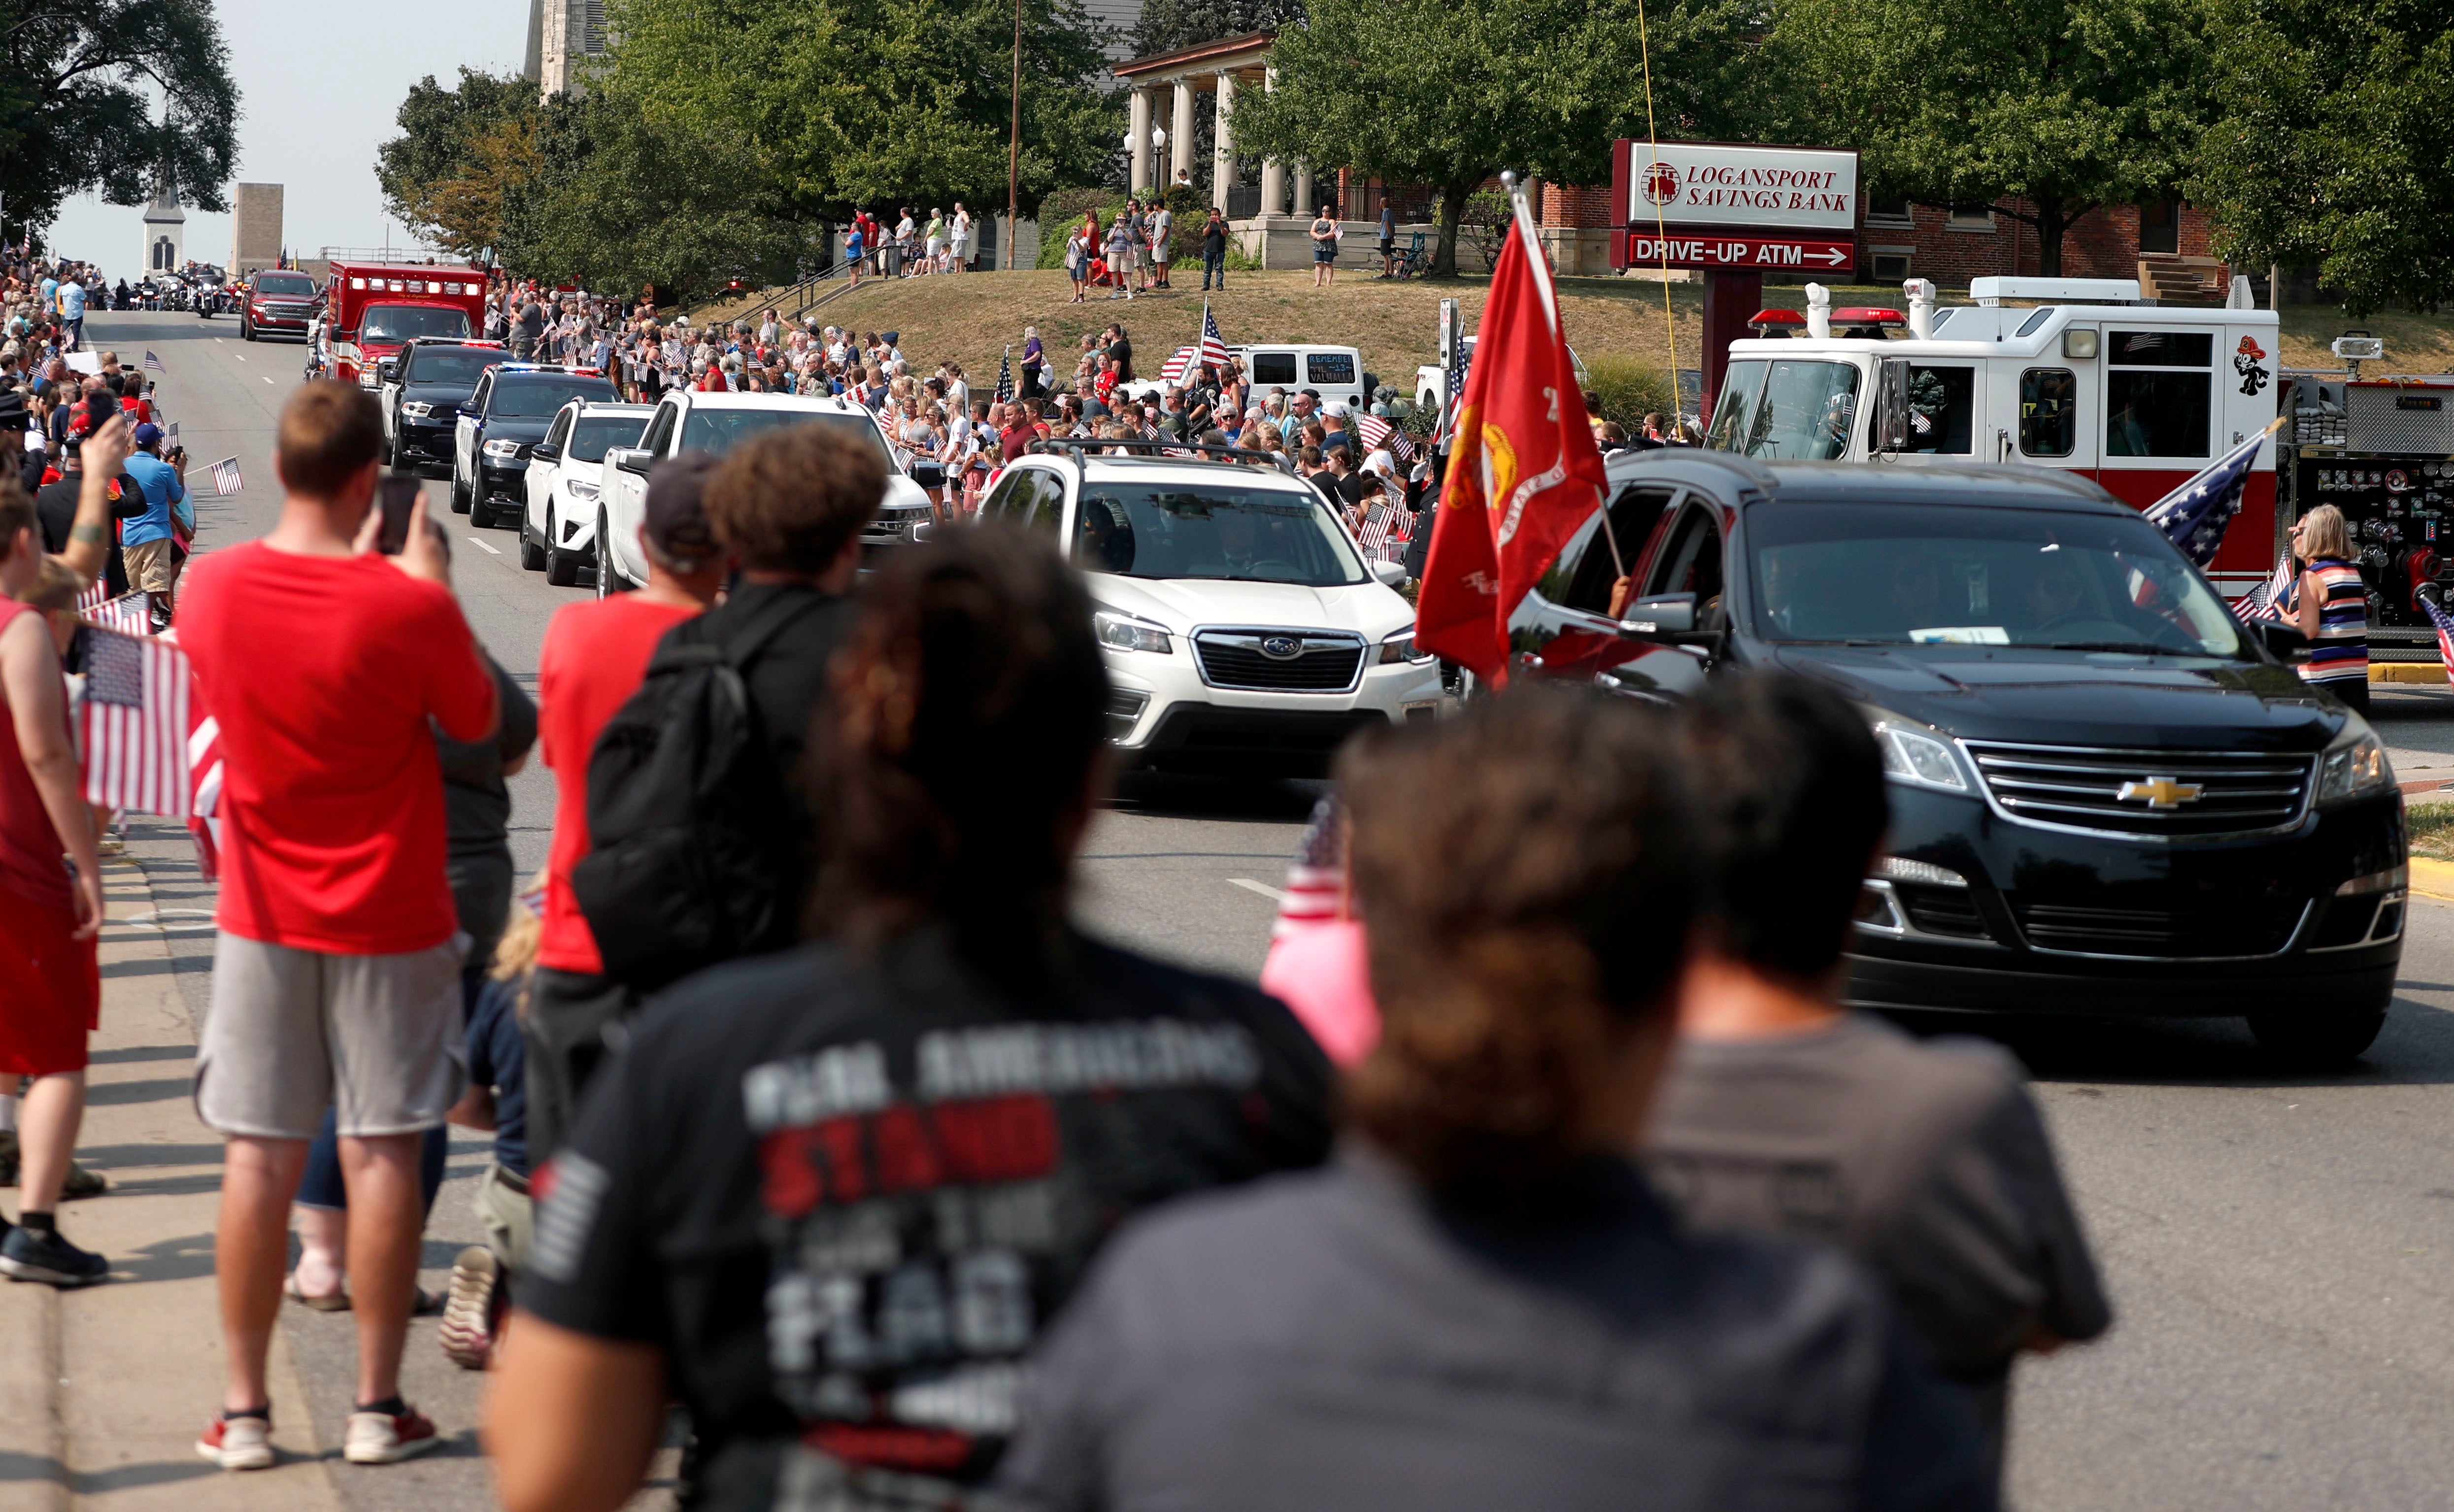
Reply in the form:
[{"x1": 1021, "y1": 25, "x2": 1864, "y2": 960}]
[{"x1": 0, "y1": 850, "x2": 338, "y2": 1512}]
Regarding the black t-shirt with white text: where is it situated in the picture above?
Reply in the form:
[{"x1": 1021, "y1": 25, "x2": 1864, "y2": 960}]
[{"x1": 519, "y1": 928, "x2": 1336, "y2": 1512}]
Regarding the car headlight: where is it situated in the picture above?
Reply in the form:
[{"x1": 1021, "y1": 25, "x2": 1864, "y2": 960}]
[
  {"x1": 399, "y1": 401, "x2": 433, "y2": 419},
  {"x1": 358, "y1": 369, "x2": 379, "y2": 389},
  {"x1": 1094, "y1": 608, "x2": 1173, "y2": 654},
  {"x1": 483, "y1": 439, "x2": 523, "y2": 460},
  {"x1": 566, "y1": 478, "x2": 599, "y2": 502},
  {"x1": 1869, "y1": 711, "x2": 1968, "y2": 792},
  {"x1": 2317, "y1": 720, "x2": 2394, "y2": 804},
  {"x1": 1378, "y1": 627, "x2": 1431, "y2": 664}
]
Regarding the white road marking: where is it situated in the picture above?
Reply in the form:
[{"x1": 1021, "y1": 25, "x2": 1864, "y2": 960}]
[
  {"x1": 263, "y1": 376, "x2": 274, "y2": 384},
  {"x1": 467, "y1": 536, "x2": 502, "y2": 555},
  {"x1": 233, "y1": 354, "x2": 244, "y2": 362},
  {"x1": 1226, "y1": 877, "x2": 1285, "y2": 902}
]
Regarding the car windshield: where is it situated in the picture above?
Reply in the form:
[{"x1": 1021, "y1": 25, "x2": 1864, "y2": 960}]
[
  {"x1": 255, "y1": 274, "x2": 315, "y2": 297},
  {"x1": 1746, "y1": 501, "x2": 2246, "y2": 656},
  {"x1": 403, "y1": 349, "x2": 502, "y2": 385},
  {"x1": 569, "y1": 415, "x2": 648, "y2": 462},
  {"x1": 678, "y1": 407, "x2": 893, "y2": 469},
  {"x1": 1074, "y1": 483, "x2": 1367, "y2": 586},
  {"x1": 362, "y1": 304, "x2": 471, "y2": 343},
  {"x1": 1706, "y1": 360, "x2": 1861, "y2": 460},
  {"x1": 493, "y1": 379, "x2": 613, "y2": 418}
]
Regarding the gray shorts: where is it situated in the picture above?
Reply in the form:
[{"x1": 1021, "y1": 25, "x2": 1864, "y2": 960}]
[{"x1": 195, "y1": 932, "x2": 469, "y2": 1141}]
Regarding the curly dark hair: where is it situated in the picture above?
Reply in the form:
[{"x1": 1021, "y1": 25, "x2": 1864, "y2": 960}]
[
  {"x1": 1342, "y1": 689, "x2": 1696, "y2": 1193},
  {"x1": 807, "y1": 524, "x2": 1109, "y2": 979},
  {"x1": 703, "y1": 419, "x2": 886, "y2": 574}
]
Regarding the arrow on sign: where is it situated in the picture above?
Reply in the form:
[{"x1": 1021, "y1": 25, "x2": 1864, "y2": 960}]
[{"x1": 1812, "y1": 246, "x2": 1848, "y2": 266}]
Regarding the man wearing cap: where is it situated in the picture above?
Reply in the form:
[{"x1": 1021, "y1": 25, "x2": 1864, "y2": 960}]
[
  {"x1": 1321, "y1": 403, "x2": 1354, "y2": 459},
  {"x1": 527, "y1": 453, "x2": 733, "y2": 1162},
  {"x1": 118, "y1": 421, "x2": 189, "y2": 614}
]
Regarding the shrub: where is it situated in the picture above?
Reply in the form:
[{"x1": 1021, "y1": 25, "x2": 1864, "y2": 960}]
[{"x1": 1581, "y1": 354, "x2": 1679, "y2": 435}]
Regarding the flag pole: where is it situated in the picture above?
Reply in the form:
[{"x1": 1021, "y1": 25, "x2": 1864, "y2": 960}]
[
  {"x1": 1006, "y1": 0, "x2": 1022, "y2": 270},
  {"x1": 1505, "y1": 168, "x2": 1620, "y2": 580}
]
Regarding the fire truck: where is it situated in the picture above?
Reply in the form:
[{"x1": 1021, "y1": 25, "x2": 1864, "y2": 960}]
[
  {"x1": 1706, "y1": 275, "x2": 2285, "y2": 601},
  {"x1": 324, "y1": 261, "x2": 492, "y2": 392},
  {"x1": 2276, "y1": 338, "x2": 2454, "y2": 670}
]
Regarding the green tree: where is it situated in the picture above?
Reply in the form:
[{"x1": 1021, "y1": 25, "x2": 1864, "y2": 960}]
[
  {"x1": 1129, "y1": 0, "x2": 1302, "y2": 59},
  {"x1": 1228, "y1": 0, "x2": 1755, "y2": 276},
  {"x1": 2191, "y1": 0, "x2": 2454, "y2": 315},
  {"x1": 499, "y1": 89, "x2": 813, "y2": 303},
  {"x1": 0, "y1": 0, "x2": 240, "y2": 246},
  {"x1": 603, "y1": 0, "x2": 1117, "y2": 220},
  {"x1": 1782, "y1": 0, "x2": 2210, "y2": 276},
  {"x1": 375, "y1": 69, "x2": 540, "y2": 257}
]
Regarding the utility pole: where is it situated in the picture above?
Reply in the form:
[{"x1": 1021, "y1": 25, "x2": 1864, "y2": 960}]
[{"x1": 1006, "y1": 0, "x2": 1021, "y2": 269}]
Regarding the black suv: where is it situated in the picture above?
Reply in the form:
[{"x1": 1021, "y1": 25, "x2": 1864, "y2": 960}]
[
  {"x1": 1514, "y1": 451, "x2": 2404, "y2": 1063},
  {"x1": 384, "y1": 341, "x2": 508, "y2": 476},
  {"x1": 451, "y1": 365, "x2": 617, "y2": 529}
]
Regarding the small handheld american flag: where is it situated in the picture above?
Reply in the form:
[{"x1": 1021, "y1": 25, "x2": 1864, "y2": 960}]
[
  {"x1": 995, "y1": 346, "x2": 1013, "y2": 403},
  {"x1": 2425, "y1": 593, "x2": 2454, "y2": 674},
  {"x1": 2233, "y1": 554, "x2": 2295, "y2": 625},
  {"x1": 84, "y1": 590, "x2": 152, "y2": 637},
  {"x1": 1198, "y1": 301, "x2": 1230, "y2": 372},
  {"x1": 79, "y1": 628, "x2": 194, "y2": 817},
  {"x1": 1354, "y1": 412, "x2": 1416, "y2": 465},
  {"x1": 1271, "y1": 794, "x2": 1348, "y2": 938},
  {"x1": 209, "y1": 457, "x2": 243, "y2": 496},
  {"x1": 143, "y1": 350, "x2": 164, "y2": 372}
]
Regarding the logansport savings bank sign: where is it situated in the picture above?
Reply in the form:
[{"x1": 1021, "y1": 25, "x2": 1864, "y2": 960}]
[{"x1": 1609, "y1": 141, "x2": 1862, "y2": 274}]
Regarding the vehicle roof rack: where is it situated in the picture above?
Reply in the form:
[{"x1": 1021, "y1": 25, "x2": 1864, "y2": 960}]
[{"x1": 1027, "y1": 437, "x2": 1299, "y2": 478}]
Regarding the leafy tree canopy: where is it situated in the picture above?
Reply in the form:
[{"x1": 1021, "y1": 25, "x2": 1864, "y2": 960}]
[
  {"x1": 0, "y1": 0, "x2": 240, "y2": 246},
  {"x1": 1780, "y1": 0, "x2": 2209, "y2": 275},
  {"x1": 375, "y1": 68, "x2": 539, "y2": 257},
  {"x1": 2192, "y1": 0, "x2": 2454, "y2": 315}
]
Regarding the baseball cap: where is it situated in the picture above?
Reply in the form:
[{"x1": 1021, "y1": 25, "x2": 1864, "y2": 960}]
[
  {"x1": 133, "y1": 421, "x2": 162, "y2": 447},
  {"x1": 643, "y1": 451, "x2": 721, "y2": 563},
  {"x1": 1324, "y1": 401, "x2": 1348, "y2": 418}
]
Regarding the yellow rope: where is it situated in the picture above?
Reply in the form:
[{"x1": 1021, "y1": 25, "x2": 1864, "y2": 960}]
[{"x1": 1634, "y1": 0, "x2": 1681, "y2": 422}]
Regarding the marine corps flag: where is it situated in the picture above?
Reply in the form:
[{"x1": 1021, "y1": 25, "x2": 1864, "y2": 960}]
[{"x1": 1414, "y1": 181, "x2": 1608, "y2": 685}]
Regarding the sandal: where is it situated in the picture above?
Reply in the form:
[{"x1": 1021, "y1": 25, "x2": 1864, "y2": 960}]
[{"x1": 284, "y1": 1275, "x2": 350, "y2": 1311}]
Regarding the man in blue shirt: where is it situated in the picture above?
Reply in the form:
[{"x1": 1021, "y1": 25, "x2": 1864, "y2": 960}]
[
  {"x1": 118, "y1": 421, "x2": 188, "y2": 612},
  {"x1": 57, "y1": 278, "x2": 85, "y2": 351}
]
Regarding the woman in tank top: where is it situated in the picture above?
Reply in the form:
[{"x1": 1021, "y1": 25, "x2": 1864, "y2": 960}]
[{"x1": 2290, "y1": 504, "x2": 2369, "y2": 714}]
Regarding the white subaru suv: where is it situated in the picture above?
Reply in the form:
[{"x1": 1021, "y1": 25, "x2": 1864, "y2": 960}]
[{"x1": 976, "y1": 440, "x2": 1443, "y2": 775}]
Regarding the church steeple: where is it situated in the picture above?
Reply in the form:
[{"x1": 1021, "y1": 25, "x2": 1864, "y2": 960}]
[{"x1": 142, "y1": 163, "x2": 185, "y2": 272}]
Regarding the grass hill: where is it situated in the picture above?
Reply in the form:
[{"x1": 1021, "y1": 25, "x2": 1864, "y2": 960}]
[{"x1": 691, "y1": 268, "x2": 2454, "y2": 394}]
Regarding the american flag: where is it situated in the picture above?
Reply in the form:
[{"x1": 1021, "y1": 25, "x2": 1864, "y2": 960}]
[
  {"x1": 1271, "y1": 794, "x2": 1348, "y2": 938},
  {"x1": 995, "y1": 346, "x2": 1013, "y2": 403},
  {"x1": 75, "y1": 578, "x2": 111, "y2": 615},
  {"x1": 2427, "y1": 593, "x2": 2454, "y2": 674},
  {"x1": 2233, "y1": 554, "x2": 2295, "y2": 625},
  {"x1": 84, "y1": 591, "x2": 152, "y2": 637},
  {"x1": 1198, "y1": 301, "x2": 1230, "y2": 372},
  {"x1": 2145, "y1": 420, "x2": 2280, "y2": 567},
  {"x1": 1356, "y1": 502, "x2": 1401, "y2": 559},
  {"x1": 210, "y1": 457, "x2": 243, "y2": 496},
  {"x1": 1355, "y1": 412, "x2": 1416, "y2": 464},
  {"x1": 79, "y1": 628, "x2": 194, "y2": 817},
  {"x1": 143, "y1": 350, "x2": 164, "y2": 372},
  {"x1": 1159, "y1": 345, "x2": 1197, "y2": 384}
]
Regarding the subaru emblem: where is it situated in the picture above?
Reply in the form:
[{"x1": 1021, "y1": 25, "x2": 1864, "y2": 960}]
[{"x1": 1259, "y1": 635, "x2": 1303, "y2": 660}]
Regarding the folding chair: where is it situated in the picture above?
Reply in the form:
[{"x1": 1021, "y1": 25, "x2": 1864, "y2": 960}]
[{"x1": 1395, "y1": 231, "x2": 1434, "y2": 280}]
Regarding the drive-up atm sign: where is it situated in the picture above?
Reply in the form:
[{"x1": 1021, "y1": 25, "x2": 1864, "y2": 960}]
[{"x1": 1610, "y1": 140, "x2": 1862, "y2": 272}]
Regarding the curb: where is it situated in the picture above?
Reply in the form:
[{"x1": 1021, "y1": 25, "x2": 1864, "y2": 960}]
[
  {"x1": 2372, "y1": 663, "x2": 2447, "y2": 685},
  {"x1": 2411, "y1": 857, "x2": 2454, "y2": 903}
]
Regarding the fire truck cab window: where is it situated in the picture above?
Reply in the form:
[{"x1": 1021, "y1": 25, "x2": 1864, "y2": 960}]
[
  {"x1": 2016, "y1": 308, "x2": 2057, "y2": 338},
  {"x1": 2019, "y1": 369, "x2": 2078, "y2": 458},
  {"x1": 1704, "y1": 360, "x2": 1858, "y2": 461},
  {"x1": 1904, "y1": 366, "x2": 1976, "y2": 455},
  {"x1": 361, "y1": 304, "x2": 471, "y2": 343},
  {"x1": 2105, "y1": 332, "x2": 2211, "y2": 458}
]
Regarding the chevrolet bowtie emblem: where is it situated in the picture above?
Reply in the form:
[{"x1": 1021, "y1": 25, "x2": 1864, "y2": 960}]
[{"x1": 2118, "y1": 777, "x2": 2204, "y2": 809}]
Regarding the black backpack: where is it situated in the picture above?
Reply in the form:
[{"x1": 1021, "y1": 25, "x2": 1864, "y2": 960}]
[{"x1": 569, "y1": 597, "x2": 822, "y2": 992}]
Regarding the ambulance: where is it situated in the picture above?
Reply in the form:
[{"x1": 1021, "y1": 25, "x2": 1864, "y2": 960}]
[
  {"x1": 1706, "y1": 276, "x2": 2284, "y2": 600},
  {"x1": 325, "y1": 261, "x2": 492, "y2": 393}
]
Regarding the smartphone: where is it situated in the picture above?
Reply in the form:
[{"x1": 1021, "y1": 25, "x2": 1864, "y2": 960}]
[{"x1": 375, "y1": 474, "x2": 422, "y2": 555}]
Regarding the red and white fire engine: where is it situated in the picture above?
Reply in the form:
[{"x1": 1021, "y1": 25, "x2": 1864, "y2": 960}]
[
  {"x1": 1707, "y1": 275, "x2": 2284, "y2": 600},
  {"x1": 325, "y1": 260, "x2": 492, "y2": 391}
]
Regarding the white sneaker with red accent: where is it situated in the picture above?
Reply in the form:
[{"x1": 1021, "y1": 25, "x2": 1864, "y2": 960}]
[
  {"x1": 196, "y1": 1412, "x2": 275, "y2": 1471},
  {"x1": 343, "y1": 1404, "x2": 441, "y2": 1464}
]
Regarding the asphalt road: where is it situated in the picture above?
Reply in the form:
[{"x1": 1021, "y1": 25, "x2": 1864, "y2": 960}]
[{"x1": 87, "y1": 307, "x2": 2454, "y2": 1510}]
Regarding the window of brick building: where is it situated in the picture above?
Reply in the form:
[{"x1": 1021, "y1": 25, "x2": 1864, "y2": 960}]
[
  {"x1": 1865, "y1": 196, "x2": 1915, "y2": 226},
  {"x1": 1947, "y1": 205, "x2": 1996, "y2": 232}
]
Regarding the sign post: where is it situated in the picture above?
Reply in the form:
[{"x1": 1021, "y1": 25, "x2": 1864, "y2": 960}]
[{"x1": 1611, "y1": 140, "x2": 1862, "y2": 426}]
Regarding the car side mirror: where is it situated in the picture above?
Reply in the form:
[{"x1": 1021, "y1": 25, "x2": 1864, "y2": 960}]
[
  {"x1": 1370, "y1": 560, "x2": 1406, "y2": 587},
  {"x1": 910, "y1": 460, "x2": 945, "y2": 489},
  {"x1": 377, "y1": 360, "x2": 398, "y2": 381},
  {"x1": 530, "y1": 442, "x2": 560, "y2": 463},
  {"x1": 2250, "y1": 618, "x2": 2308, "y2": 661},
  {"x1": 610, "y1": 447, "x2": 652, "y2": 476},
  {"x1": 456, "y1": 403, "x2": 478, "y2": 418},
  {"x1": 1875, "y1": 358, "x2": 1911, "y2": 452},
  {"x1": 1618, "y1": 592, "x2": 1697, "y2": 636}
]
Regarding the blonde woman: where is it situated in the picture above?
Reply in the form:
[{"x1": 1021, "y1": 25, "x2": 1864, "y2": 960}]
[{"x1": 2288, "y1": 504, "x2": 2369, "y2": 713}]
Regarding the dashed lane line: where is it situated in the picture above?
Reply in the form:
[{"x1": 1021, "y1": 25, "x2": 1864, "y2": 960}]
[{"x1": 467, "y1": 537, "x2": 502, "y2": 555}]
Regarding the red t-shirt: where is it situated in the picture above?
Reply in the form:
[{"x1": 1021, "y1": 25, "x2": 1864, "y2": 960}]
[
  {"x1": 536, "y1": 594, "x2": 701, "y2": 974},
  {"x1": 0, "y1": 600, "x2": 71, "y2": 910},
  {"x1": 177, "y1": 543, "x2": 497, "y2": 954}
]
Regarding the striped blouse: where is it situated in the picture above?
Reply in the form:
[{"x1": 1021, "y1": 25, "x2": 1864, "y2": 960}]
[{"x1": 2296, "y1": 558, "x2": 2368, "y2": 684}]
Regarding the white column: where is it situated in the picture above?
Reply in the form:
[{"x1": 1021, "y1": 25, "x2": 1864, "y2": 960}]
[
  {"x1": 1212, "y1": 72, "x2": 1238, "y2": 212},
  {"x1": 1170, "y1": 80, "x2": 1196, "y2": 190},
  {"x1": 1293, "y1": 163, "x2": 1313, "y2": 217},
  {"x1": 1129, "y1": 88, "x2": 1153, "y2": 193},
  {"x1": 1258, "y1": 67, "x2": 1284, "y2": 217}
]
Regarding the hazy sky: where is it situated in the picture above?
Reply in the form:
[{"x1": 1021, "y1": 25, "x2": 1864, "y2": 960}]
[{"x1": 47, "y1": 0, "x2": 527, "y2": 275}]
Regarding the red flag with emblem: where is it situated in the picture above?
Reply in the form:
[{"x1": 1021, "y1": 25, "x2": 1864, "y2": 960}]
[{"x1": 1414, "y1": 190, "x2": 1608, "y2": 684}]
